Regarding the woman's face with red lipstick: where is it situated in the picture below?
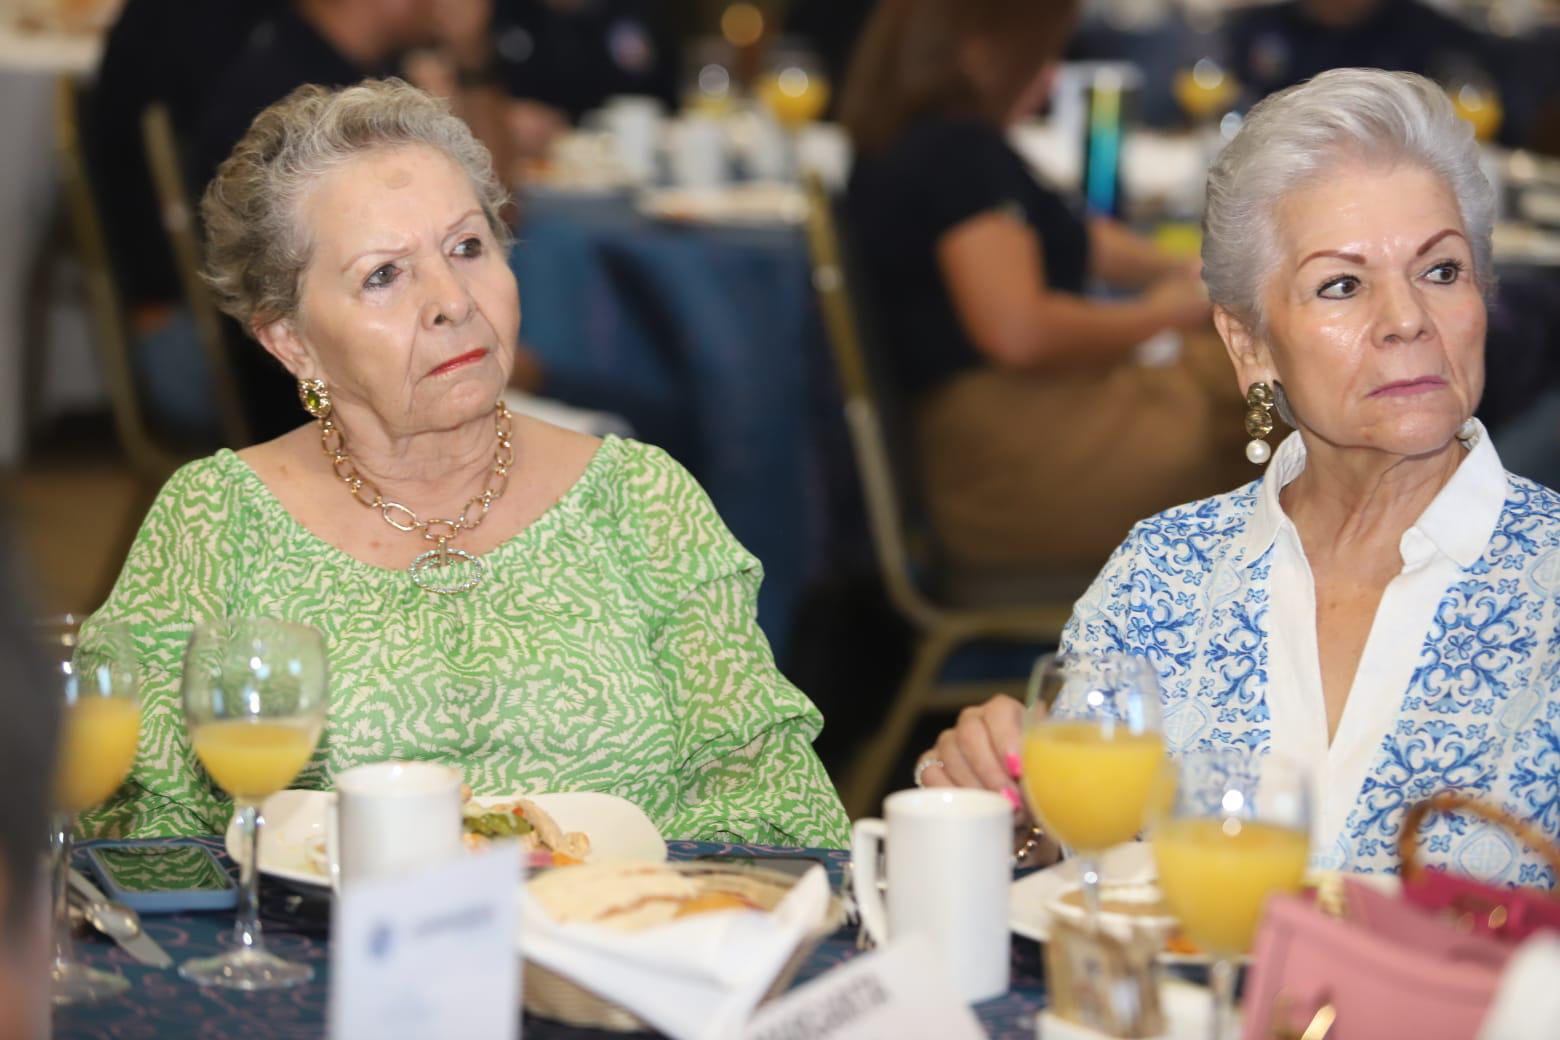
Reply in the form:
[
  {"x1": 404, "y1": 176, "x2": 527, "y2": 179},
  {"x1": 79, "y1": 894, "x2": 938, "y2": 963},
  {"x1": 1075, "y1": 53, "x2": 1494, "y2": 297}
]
[{"x1": 268, "y1": 144, "x2": 518, "y2": 436}]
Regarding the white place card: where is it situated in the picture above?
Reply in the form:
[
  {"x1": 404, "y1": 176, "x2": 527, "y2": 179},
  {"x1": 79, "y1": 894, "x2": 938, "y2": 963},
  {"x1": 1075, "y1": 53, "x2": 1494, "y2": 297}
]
[
  {"x1": 329, "y1": 842, "x2": 521, "y2": 1040},
  {"x1": 742, "y1": 935, "x2": 988, "y2": 1040}
]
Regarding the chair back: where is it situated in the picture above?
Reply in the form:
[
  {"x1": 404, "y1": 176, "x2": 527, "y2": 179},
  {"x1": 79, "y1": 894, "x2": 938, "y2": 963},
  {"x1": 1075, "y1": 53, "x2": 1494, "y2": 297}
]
[
  {"x1": 53, "y1": 75, "x2": 184, "y2": 481},
  {"x1": 803, "y1": 172, "x2": 942, "y2": 627},
  {"x1": 140, "y1": 102, "x2": 251, "y2": 447}
]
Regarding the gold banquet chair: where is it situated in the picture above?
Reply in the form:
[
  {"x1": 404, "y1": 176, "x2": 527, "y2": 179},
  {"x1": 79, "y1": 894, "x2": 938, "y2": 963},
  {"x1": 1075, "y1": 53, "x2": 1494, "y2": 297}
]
[
  {"x1": 802, "y1": 173, "x2": 1089, "y2": 818},
  {"x1": 54, "y1": 76, "x2": 185, "y2": 484},
  {"x1": 140, "y1": 101, "x2": 251, "y2": 449}
]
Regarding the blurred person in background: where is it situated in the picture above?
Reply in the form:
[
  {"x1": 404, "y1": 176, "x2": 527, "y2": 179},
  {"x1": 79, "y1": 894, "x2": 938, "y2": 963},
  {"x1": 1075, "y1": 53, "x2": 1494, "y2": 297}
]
[
  {"x1": 840, "y1": 0, "x2": 1247, "y2": 571},
  {"x1": 197, "y1": 0, "x2": 517, "y2": 192},
  {"x1": 1227, "y1": 0, "x2": 1500, "y2": 121},
  {"x1": 87, "y1": 0, "x2": 280, "y2": 439},
  {"x1": 0, "y1": 536, "x2": 59, "y2": 1039},
  {"x1": 490, "y1": 0, "x2": 678, "y2": 123}
]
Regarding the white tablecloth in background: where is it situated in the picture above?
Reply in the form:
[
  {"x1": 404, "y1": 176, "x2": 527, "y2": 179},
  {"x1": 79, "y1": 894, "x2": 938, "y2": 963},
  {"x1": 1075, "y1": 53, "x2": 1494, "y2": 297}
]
[{"x1": 0, "y1": 23, "x2": 102, "y2": 465}]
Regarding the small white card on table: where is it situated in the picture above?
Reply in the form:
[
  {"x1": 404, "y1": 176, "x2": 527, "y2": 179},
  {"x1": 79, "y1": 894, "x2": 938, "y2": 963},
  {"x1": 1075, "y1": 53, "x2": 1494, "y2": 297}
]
[
  {"x1": 742, "y1": 935, "x2": 988, "y2": 1040},
  {"x1": 329, "y1": 842, "x2": 521, "y2": 1040}
]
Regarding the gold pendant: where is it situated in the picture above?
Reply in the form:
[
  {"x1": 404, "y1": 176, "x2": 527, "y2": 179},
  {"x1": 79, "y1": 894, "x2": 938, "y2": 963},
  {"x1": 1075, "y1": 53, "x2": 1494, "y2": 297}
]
[{"x1": 409, "y1": 548, "x2": 484, "y2": 595}]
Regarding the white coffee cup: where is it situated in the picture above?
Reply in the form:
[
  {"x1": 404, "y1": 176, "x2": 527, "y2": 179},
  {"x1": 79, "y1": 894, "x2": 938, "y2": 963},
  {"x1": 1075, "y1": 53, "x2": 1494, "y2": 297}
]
[
  {"x1": 330, "y1": 761, "x2": 463, "y2": 889},
  {"x1": 851, "y1": 787, "x2": 1011, "y2": 1002},
  {"x1": 668, "y1": 115, "x2": 727, "y2": 190},
  {"x1": 602, "y1": 95, "x2": 664, "y2": 185}
]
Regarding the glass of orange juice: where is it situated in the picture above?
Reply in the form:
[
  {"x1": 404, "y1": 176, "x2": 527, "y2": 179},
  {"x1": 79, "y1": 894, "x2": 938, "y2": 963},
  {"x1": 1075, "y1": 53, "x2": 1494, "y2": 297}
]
[
  {"x1": 179, "y1": 619, "x2": 327, "y2": 990},
  {"x1": 756, "y1": 39, "x2": 831, "y2": 131},
  {"x1": 1021, "y1": 652, "x2": 1164, "y2": 929},
  {"x1": 1151, "y1": 750, "x2": 1312, "y2": 1040},
  {"x1": 40, "y1": 617, "x2": 140, "y2": 1005}
]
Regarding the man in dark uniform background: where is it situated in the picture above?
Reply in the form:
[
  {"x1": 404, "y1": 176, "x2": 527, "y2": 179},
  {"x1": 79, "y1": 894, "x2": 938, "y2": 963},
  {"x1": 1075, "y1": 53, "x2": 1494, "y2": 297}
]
[{"x1": 491, "y1": 0, "x2": 678, "y2": 121}]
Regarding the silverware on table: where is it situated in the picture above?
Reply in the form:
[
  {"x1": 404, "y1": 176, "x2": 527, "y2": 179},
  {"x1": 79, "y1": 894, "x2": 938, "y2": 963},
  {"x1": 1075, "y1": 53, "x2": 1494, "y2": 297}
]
[{"x1": 68, "y1": 868, "x2": 173, "y2": 969}]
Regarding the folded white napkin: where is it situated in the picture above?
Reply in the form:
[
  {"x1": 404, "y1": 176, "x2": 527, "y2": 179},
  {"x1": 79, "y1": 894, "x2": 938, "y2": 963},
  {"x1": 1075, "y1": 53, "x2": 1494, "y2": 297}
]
[{"x1": 520, "y1": 866, "x2": 831, "y2": 1040}]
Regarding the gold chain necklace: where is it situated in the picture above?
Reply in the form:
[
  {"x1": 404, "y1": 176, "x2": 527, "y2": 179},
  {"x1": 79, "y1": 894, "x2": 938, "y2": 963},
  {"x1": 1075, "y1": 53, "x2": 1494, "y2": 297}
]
[{"x1": 317, "y1": 402, "x2": 513, "y2": 595}]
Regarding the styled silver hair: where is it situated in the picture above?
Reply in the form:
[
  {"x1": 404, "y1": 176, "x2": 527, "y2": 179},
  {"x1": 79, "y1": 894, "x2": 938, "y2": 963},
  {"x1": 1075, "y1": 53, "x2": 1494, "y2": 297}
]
[
  {"x1": 1202, "y1": 68, "x2": 1495, "y2": 327},
  {"x1": 201, "y1": 78, "x2": 513, "y2": 331}
]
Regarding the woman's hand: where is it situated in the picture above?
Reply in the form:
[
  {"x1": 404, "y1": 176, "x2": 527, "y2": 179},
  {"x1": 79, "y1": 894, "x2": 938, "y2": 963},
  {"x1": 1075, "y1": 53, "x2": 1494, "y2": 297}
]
[
  {"x1": 1147, "y1": 272, "x2": 1213, "y2": 332},
  {"x1": 916, "y1": 694, "x2": 1029, "y2": 811}
]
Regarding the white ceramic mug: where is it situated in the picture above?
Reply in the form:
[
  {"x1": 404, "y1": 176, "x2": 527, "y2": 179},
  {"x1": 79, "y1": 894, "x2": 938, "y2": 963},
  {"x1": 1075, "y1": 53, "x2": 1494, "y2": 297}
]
[
  {"x1": 602, "y1": 95, "x2": 664, "y2": 185},
  {"x1": 668, "y1": 115, "x2": 727, "y2": 190},
  {"x1": 329, "y1": 761, "x2": 463, "y2": 889},
  {"x1": 851, "y1": 787, "x2": 1011, "y2": 1002}
]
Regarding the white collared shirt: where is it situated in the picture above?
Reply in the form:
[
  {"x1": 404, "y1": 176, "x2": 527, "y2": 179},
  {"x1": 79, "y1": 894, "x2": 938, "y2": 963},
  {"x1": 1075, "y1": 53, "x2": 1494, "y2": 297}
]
[
  {"x1": 1235, "y1": 426, "x2": 1508, "y2": 854},
  {"x1": 1063, "y1": 421, "x2": 1560, "y2": 885}
]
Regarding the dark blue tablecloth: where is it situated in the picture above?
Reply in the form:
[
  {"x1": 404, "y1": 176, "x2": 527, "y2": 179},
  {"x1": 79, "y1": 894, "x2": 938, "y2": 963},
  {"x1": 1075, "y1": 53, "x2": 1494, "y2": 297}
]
[
  {"x1": 55, "y1": 839, "x2": 1046, "y2": 1039},
  {"x1": 509, "y1": 191, "x2": 847, "y2": 665}
]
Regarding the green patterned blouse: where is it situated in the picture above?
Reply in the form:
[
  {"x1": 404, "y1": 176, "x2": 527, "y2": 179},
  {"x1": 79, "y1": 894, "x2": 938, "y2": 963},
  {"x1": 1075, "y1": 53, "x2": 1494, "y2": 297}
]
[{"x1": 80, "y1": 436, "x2": 850, "y2": 849}]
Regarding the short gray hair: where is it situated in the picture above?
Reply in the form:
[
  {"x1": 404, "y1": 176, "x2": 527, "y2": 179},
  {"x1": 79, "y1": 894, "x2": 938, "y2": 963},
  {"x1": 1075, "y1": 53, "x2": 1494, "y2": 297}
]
[
  {"x1": 201, "y1": 78, "x2": 514, "y2": 331},
  {"x1": 1202, "y1": 68, "x2": 1495, "y2": 326}
]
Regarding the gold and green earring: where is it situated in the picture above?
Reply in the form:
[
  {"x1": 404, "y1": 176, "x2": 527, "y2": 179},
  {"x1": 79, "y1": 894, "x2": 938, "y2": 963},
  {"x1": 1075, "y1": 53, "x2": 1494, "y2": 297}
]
[
  {"x1": 1244, "y1": 382, "x2": 1275, "y2": 464},
  {"x1": 297, "y1": 378, "x2": 331, "y2": 419}
]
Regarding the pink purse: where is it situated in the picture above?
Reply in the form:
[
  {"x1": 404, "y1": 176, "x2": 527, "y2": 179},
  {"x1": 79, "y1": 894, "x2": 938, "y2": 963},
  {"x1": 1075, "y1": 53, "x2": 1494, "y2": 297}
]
[
  {"x1": 1397, "y1": 792, "x2": 1560, "y2": 944},
  {"x1": 1240, "y1": 882, "x2": 1510, "y2": 1040},
  {"x1": 1241, "y1": 792, "x2": 1560, "y2": 1040}
]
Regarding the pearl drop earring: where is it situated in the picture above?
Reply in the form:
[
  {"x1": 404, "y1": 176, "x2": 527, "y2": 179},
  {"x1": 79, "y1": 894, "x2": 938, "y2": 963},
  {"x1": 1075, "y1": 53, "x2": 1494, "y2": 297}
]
[{"x1": 1244, "y1": 382, "x2": 1276, "y2": 465}]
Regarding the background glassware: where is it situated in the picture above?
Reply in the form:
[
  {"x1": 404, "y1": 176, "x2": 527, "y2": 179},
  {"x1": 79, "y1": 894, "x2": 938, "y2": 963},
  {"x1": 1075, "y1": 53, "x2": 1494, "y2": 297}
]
[
  {"x1": 1151, "y1": 750, "x2": 1312, "y2": 1040},
  {"x1": 1173, "y1": 57, "x2": 1239, "y2": 127},
  {"x1": 40, "y1": 616, "x2": 140, "y2": 1004},
  {"x1": 682, "y1": 36, "x2": 738, "y2": 116},
  {"x1": 1448, "y1": 76, "x2": 1503, "y2": 143},
  {"x1": 1021, "y1": 652, "x2": 1165, "y2": 926},
  {"x1": 756, "y1": 38, "x2": 831, "y2": 130},
  {"x1": 179, "y1": 618, "x2": 327, "y2": 990}
]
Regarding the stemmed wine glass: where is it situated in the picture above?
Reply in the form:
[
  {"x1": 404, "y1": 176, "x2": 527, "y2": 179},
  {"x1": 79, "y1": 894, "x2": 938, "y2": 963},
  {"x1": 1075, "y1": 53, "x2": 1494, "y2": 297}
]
[
  {"x1": 1150, "y1": 750, "x2": 1312, "y2": 1040},
  {"x1": 179, "y1": 618, "x2": 327, "y2": 990},
  {"x1": 1021, "y1": 652, "x2": 1165, "y2": 928},
  {"x1": 41, "y1": 617, "x2": 141, "y2": 1005},
  {"x1": 756, "y1": 39, "x2": 831, "y2": 130}
]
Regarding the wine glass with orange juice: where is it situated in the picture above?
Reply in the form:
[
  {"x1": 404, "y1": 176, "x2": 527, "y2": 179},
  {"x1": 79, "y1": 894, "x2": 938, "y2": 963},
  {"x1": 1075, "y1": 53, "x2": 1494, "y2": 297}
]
[
  {"x1": 756, "y1": 39, "x2": 831, "y2": 131},
  {"x1": 42, "y1": 617, "x2": 140, "y2": 1004},
  {"x1": 179, "y1": 619, "x2": 327, "y2": 990},
  {"x1": 1151, "y1": 750, "x2": 1312, "y2": 1040},
  {"x1": 1021, "y1": 653, "x2": 1165, "y2": 928}
]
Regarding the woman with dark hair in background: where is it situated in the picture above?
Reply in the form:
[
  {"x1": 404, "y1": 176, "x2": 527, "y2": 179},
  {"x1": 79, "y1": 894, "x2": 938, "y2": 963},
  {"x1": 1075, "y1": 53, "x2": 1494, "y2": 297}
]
[{"x1": 840, "y1": 0, "x2": 1248, "y2": 571}]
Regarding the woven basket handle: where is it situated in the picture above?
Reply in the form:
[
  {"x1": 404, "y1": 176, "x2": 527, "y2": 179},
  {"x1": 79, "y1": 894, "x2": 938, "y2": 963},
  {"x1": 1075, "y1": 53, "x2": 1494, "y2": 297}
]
[{"x1": 1398, "y1": 791, "x2": 1560, "y2": 894}]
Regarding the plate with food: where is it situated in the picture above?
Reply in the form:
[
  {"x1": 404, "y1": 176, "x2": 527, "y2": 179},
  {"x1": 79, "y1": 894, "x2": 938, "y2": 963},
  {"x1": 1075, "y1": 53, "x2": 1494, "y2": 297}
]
[
  {"x1": 229, "y1": 788, "x2": 667, "y2": 893},
  {"x1": 523, "y1": 860, "x2": 845, "y2": 1031}
]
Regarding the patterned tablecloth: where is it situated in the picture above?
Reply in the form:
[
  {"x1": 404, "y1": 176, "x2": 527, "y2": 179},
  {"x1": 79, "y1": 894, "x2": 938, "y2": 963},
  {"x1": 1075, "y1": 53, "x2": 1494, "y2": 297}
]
[{"x1": 55, "y1": 839, "x2": 1048, "y2": 1039}]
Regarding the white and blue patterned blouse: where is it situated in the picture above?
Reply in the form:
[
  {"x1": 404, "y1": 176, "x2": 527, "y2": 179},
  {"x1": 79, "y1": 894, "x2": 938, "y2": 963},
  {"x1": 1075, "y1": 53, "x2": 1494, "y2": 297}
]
[{"x1": 1061, "y1": 421, "x2": 1559, "y2": 888}]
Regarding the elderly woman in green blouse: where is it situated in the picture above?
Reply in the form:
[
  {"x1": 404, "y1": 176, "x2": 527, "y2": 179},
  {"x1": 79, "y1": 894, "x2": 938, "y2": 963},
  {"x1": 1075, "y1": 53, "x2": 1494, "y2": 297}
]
[{"x1": 82, "y1": 79, "x2": 849, "y2": 849}]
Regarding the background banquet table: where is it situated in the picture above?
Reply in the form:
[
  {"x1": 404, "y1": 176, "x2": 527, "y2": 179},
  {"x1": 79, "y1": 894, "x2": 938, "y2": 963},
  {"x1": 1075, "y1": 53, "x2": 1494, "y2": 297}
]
[
  {"x1": 509, "y1": 188, "x2": 855, "y2": 664},
  {"x1": 55, "y1": 837, "x2": 1049, "y2": 1039}
]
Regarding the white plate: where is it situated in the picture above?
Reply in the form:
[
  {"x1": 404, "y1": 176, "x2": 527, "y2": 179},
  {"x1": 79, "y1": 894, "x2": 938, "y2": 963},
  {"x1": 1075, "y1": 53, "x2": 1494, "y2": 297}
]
[
  {"x1": 637, "y1": 184, "x2": 807, "y2": 227},
  {"x1": 1009, "y1": 841, "x2": 1400, "y2": 966},
  {"x1": 1010, "y1": 842, "x2": 1157, "y2": 945},
  {"x1": 227, "y1": 789, "x2": 668, "y2": 892}
]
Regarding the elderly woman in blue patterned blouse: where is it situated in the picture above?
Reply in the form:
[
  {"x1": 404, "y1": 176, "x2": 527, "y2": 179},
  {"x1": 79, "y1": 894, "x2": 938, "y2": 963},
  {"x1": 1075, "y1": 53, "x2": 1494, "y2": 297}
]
[{"x1": 917, "y1": 68, "x2": 1559, "y2": 887}]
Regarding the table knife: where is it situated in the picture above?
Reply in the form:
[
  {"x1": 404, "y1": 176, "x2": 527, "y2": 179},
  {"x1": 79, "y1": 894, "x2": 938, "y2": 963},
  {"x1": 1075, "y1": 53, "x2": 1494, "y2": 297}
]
[{"x1": 68, "y1": 868, "x2": 173, "y2": 969}]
